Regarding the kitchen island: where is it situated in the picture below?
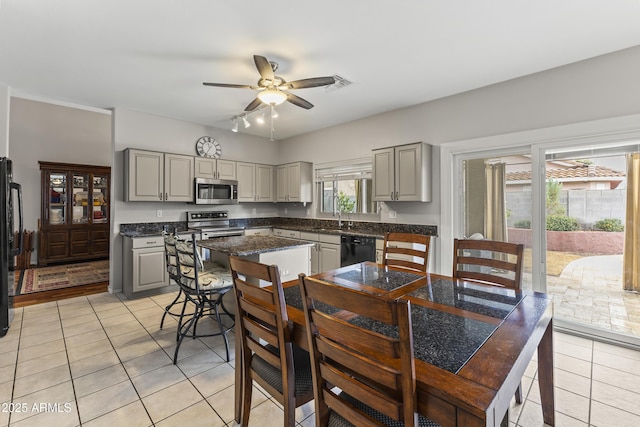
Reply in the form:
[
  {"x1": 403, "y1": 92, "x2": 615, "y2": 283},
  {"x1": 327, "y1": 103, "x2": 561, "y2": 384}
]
[{"x1": 198, "y1": 235, "x2": 313, "y2": 283}]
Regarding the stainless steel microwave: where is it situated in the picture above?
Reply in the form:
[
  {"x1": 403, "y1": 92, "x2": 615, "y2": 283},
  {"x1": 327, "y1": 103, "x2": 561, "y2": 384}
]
[{"x1": 194, "y1": 178, "x2": 238, "y2": 204}]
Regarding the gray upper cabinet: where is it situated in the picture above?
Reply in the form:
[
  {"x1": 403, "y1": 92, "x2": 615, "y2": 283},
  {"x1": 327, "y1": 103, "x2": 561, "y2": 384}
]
[
  {"x1": 276, "y1": 161, "x2": 312, "y2": 202},
  {"x1": 125, "y1": 149, "x2": 194, "y2": 202},
  {"x1": 372, "y1": 142, "x2": 432, "y2": 202},
  {"x1": 195, "y1": 158, "x2": 236, "y2": 180},
  {"x1": 237, "y1": 162, "x2": 274, "y2": 202}
]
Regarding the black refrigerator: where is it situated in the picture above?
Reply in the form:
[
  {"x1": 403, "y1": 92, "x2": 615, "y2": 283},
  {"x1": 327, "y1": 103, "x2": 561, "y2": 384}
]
[{"x1": 1, "y1": 157, "x2": 23, "y2": 337}]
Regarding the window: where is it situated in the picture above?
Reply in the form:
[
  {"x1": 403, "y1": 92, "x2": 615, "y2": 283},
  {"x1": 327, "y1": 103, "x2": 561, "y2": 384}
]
[{"x1": 316, "y1": 159, "x2": 377, "y2": 216}]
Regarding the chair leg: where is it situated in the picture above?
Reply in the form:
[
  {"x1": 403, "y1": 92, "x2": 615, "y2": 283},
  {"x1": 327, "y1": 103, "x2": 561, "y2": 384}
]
[
  {"x1": 514, "y1": 381, "x2": 523, "y2": 404},
  {"x1": 212, "y1": 295, "x2": 231, "y2": 362},
  {"x1": 241, "y1": 363, "x2": 253, "y2": 427},
  {"x1": 174, "y1": 302, "x2": 199, "y2": 364},
  {"x1": 176, "y1": 296, "x2": 189, "y2": 342},
  {"x1": 160, "y1": 287, "x2": 183, "y2": 329},
  {"x1": 192, "y1": 296, "x2": 206, "y2": 339}
]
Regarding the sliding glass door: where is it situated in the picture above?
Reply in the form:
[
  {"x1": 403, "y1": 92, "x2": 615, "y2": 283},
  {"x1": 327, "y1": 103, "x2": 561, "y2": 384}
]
[
  {"x1": 543, "y1": 142, "x2": 640, "y2": 343},
  {"x1": 456, "y1": 141, "x2": 640, "y2": 345}
]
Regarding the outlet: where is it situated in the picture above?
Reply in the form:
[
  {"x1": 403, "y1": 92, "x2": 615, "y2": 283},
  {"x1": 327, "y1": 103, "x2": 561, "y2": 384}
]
[
  {"x1": 252, "y1": 208, "x2": 257, "y2": 215},
  {"x1": 388, "y1": 210, "x2": 397, "y2": 219},
  {"x1": 284, "y1": 208, "x2": 288, "y2": 214},
  {"x1": 156, "y1": 210, "x2": 162, "y2": 218},
  {"x1": 306, "y1": 208, "x2": 311, "y2": 216}
]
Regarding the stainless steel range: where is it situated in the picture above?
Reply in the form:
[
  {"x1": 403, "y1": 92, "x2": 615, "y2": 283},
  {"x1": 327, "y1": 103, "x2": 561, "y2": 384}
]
[{"x1": 185, "y1": 211, "x2": 244, "y2": 240}]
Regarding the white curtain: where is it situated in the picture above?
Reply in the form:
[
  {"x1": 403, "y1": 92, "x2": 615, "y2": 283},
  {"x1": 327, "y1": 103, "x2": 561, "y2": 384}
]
[
  {"x1": 623, "y1": 153, "x2": 640, "y2": 292},
  {"x1": 484, "y1": 162, "x2": 507, "y2": 242}
]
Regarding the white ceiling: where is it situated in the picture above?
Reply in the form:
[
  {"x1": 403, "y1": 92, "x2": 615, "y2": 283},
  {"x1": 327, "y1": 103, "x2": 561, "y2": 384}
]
[{"x1": 1, "y1": 0, "x2": 640, "y2": 140}]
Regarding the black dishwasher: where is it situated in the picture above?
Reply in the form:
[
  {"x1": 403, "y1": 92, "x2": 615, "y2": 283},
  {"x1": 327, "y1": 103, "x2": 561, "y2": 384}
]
[{"x1": 340, "y1": 235, "x2": 376, "y2": 267}]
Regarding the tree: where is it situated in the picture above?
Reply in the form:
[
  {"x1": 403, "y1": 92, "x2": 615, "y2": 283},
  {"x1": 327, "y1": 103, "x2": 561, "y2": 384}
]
[
  {"x1": 545, "y1": 179, "x2": 565, "y2": 216},
  {"x1": 337, "y1": 191, "x2": 355, "y2": 213}
]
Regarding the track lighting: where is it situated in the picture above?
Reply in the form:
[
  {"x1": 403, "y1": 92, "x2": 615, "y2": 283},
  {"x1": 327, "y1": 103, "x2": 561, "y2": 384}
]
[
  {"x1": 256, "y1": 111, "x2": 265, "y2": 125},
  {"x1": 242, "y1": 115, "x2": 251, "y2": 128},
  {"x1": 231, "y1": 119, "x2": 238, "y2": 133},
  {"x1": 271, "y1": 106, "x2": 279, "y2": 119}
]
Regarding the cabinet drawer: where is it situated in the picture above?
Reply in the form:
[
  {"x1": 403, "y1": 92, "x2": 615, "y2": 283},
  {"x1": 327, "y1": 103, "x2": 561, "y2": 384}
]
[
  {"x1": 318, "y1": 233, "x2": 340, "y2": 244},
  {"x1": 131, "y1": 236, "x2": 164, "y2": 248},
  {"x1": 299, "y1": 232, "x2": 319, "y2": 241}
]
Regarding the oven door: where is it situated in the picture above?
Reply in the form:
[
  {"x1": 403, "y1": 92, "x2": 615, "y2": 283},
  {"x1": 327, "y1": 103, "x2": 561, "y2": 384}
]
[{"x1": 194, "y1": 178, "x2": 238, "y2": 204}]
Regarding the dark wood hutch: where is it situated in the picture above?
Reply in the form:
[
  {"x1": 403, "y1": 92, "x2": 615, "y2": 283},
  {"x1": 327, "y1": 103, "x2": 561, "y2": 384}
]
[{"x1": 39, "y1": 161, "x2": 110, "y2": 266}]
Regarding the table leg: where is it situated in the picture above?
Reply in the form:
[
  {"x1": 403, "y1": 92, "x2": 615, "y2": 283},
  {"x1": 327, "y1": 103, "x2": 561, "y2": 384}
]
[
  {"x1": 234, "y1": 319, "x2": 242, "y2": 424},
  {"x1": 538, "y1": 319, "x2": 555, "y2": 426}
]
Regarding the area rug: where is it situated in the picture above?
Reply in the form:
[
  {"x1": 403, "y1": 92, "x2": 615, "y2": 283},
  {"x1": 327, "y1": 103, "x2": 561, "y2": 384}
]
[{"x1": 14, "y1": 260, "x2": 109, "y2": 295}]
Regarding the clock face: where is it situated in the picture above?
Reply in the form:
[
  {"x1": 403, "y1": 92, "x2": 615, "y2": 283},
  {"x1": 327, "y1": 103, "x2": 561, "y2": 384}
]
[{"x1": 196, "y1": 136, "x2": 221, "y2": 159}]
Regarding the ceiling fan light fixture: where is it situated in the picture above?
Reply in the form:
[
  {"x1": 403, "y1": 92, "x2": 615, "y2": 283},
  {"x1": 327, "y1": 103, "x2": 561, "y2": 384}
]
[{"x1": 257, "y1": 89, "x2": 287, "y2": 105}]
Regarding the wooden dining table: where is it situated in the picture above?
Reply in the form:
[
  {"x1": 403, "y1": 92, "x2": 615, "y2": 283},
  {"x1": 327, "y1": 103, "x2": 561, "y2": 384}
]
[{"x1": 278, "y1": 261, "x2": 555, "y2": 427}]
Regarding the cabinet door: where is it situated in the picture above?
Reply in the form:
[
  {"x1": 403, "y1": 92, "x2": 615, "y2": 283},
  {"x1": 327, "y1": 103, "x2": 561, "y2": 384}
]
[
  {"x1": 286, "y1": 163, "x2": 301, "y2": 201},
  {"x1": 237, "y1": 162, "x2": 256, "y2": 202},
  {"x1": 319, "y1": 243, "x2": 341, "y2": 272},
  {"x1": 372, "y1": 147, "x2": 394, "y2": 201},
  {"x1": 91, "y1": 174, "x2": 109, "y2": 224},
  {"x1": 46, "y1": 170, "x2": 68, "y2": 226},
  {"x1": 44, "y1": 230, "x2": 69, "y2": 261},
  {"x1": 126, "y1": 149, "x2": 164, "y2": 202},
  {"x1": 217, "y1": 159, "x2": 237, "y2": 180},
  {"x1": 195, "y1": 158, "x2": 217, "y2": 179},
  {"x1": 256, "y1": 164, "x2": 274, "y2": 202},
  {"x1": 244, "y1": 228, "x2": 271, "y2": 236},
  {"x1": 276, "y1": 165, "x2": 288, "y2": 202},
  {"x1": 132, "y1": 247, "x2": 168, "y2": 292},
  {"x1": 164, "y1": 153, "x2": 194, "y2": 202},
  {"x1": 395, "y1": 143, "x2": 422, "y2": 201}
]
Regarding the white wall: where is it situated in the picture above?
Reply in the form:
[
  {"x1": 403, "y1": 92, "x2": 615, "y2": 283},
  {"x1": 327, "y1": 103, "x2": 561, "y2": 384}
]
[
  {"x1": 9, "y1": 98, "x2": 112, "y2": 239},
  {"x1": 111, "y1": 108, "x2": 282, "y2": 291},
  {"x1": 0, "y1": 84, "x2": 9, "y2": 157},
  {"x1": 279, "y1": 45, "x2": 640, "y2": 225}
]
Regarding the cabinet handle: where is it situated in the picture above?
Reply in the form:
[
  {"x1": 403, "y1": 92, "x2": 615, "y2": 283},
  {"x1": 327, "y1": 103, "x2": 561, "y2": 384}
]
[
  {"x1": 159, "y1": 193, "x2": 162, "y2": 200},
  {"x1": 165, "y1": 192, "x2": 168, "y2": 200},
  {"x1": 394, "y1": 191, "x2": 398, "y2": 200},
  {"x1": 390, "y1": 192, "x2": 393, "y2": 200}
]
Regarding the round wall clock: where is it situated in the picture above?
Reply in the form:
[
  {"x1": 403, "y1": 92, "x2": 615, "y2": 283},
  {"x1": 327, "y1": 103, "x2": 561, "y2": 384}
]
[{"x1": 195, "y1": 136, "x2": 221, "y2": 159}]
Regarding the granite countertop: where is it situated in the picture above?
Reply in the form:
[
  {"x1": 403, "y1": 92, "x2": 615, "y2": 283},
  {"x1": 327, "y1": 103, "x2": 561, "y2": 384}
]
[
  {"x1": 274, "y1": 224, "x2": 384, "y2": 239},
  {"x1": 197, "y1": 235, "x2": 314, "y2": 256}
]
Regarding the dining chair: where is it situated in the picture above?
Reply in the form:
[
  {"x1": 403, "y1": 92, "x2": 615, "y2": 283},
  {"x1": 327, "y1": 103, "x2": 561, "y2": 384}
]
[
  {"x1": 229, "y1": 256, "x2": 314, "y2": 427},
  {"x1": 452, "y1": 237, "x2": 525, "y2": 403},
  {"x1": 452, "y1": 238, "x2": 524, "y2": 290},
  {"x1": 173, "y1": 234, "x2": 234, "y2": 364},
  {"x1": 298, "y1": 274, "x2": 440, "y2": 427},
  {"x1": 382, "y1": 232, "x2": 431, "y2": 272}
]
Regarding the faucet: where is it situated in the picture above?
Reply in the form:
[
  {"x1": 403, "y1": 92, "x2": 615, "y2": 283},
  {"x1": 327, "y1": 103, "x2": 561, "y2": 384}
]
[{"x1": 334, "y1": 194, "x2": 342, "y2": 229}]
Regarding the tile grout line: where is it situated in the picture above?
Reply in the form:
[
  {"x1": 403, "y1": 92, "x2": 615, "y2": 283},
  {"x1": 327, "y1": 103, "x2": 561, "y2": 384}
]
[{"x1": 84, "y1": 294, "x2": 157, "y2": 426}]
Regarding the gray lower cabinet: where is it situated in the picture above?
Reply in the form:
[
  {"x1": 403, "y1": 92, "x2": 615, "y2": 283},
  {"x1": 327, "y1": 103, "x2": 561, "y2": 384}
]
[
  {"x1": 300, "y1": 231, "x2": 341, "y2": 274},
  {"x1": 122, "y1": 235, "x2": 170, "y2": 298}
]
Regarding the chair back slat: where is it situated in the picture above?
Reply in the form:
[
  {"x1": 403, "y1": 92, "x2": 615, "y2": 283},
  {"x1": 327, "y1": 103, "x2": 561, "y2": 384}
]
[
  {"x1": 452, "y1": 238, "x2": 524, "y2": 289},
  {"x1": 382, "y1": 232, "x2": 431, "y2": 273},
  {"x1": 242, "y1": 315, "x2": 279, "y2": 347},
  {"x1": 299, "y1": 274, "x2": 418, "y2": 427},
  {"x1": 238, "y1": 297, "x2": 278, "y2": 328}
]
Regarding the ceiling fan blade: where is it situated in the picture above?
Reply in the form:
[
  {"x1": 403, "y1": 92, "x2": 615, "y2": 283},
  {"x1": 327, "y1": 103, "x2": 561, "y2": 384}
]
[
  {"x1": 253, "y1": 55, "x2": 274, "y2": 81},
  {"x1": 203, "y1": 82, "x2": 258, "y2": 89},
  {"x1": 286, "y1": 93, "x2": 314, "y2": 109},
  {"x1": 244, "y1": 97, "x2": 263, "y2": 112},
  {"x1": 284, "y1": 76, "x2": 336, "y2": 90}
]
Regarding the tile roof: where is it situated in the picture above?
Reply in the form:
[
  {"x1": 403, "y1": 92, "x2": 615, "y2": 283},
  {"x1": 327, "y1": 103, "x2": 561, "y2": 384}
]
[{"x1": 506, "y1": 164, "x2": 625, "y2": 181}]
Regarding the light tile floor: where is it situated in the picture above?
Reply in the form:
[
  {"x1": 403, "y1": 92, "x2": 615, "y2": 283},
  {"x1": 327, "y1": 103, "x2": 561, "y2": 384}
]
[{"x1": 1, "y1": 291, "x2": 640, "y2": 426}]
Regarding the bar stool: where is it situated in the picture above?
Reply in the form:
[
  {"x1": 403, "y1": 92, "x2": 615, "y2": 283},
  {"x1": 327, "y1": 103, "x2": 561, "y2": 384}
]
[
  {"x1": 160, "y1": 233, "x2": 189, "y2": 329},
  {"x1": 173, "y1": 234, "x2": 234, "y2": 364}
]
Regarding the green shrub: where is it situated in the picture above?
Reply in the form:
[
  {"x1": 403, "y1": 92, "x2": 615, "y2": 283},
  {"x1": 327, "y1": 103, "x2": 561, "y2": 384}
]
[
  {"x1": 546, "y1": 215, "x2": 580, "y2": 231},
  {"x1": 594, "y1": 218, "x2": 624, "y2": 232},
  {"x1": 514, "y1": 219, "x2": 531, "y2": 229}
]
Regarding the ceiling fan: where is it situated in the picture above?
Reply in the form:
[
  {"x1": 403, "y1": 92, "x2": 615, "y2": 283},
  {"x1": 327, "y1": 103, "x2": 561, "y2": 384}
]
[{"x1": 203, "y1": 55, "x2": 336, "y2": 112}]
